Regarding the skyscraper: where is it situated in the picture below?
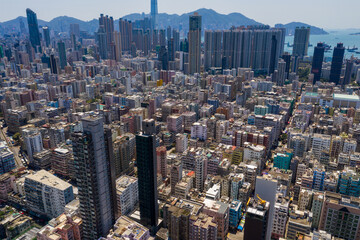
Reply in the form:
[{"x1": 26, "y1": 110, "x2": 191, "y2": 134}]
[
  {"x1": 136, "y1": 119, "x2": 158, "y2": 233},
  {"x1": 281, "y1": 52, "x2": 291, "y2": 79},
  {"x1": 329, "y1": 43, "x2": 345, "y2": 85},
  {"x1": 26, "y1": 8, "x2": 41, "y2": 51},
  {"x1": 311, "y1": 42, "x2": 325, "y2": 84},
  {"x1": 114, "y1": 31, "x2": 122, "y2": 62},
  {"x1": 172, "y1": 29, "x2": 180, "y2": 52},
  {"x1": 42, "y1": 27, "x2": 50, "y2": 47},
  {"x1": 293, "y1": 27, "x2": 310, "y2": 57},
  {"x1": 189, "y1": 13, "x2": 202, "y2": 74},
  {"x1": 343, "y1": 59, "x2": 354, "y2": 86},
  {"x1": 49, "y1": 53, "x2": 58, "y2": 74},
  {"x1": 119, "y1": 19, "x2": 133, "y2": 51},
  {"x1": 98, "y1": 14, "x2": 115, "y2": 60},
  {"x1": 72, "y1": 116, "x2": 115, "y2": 239},
  {"x1": 70, "y1": 23, "x2": 80, "y2": 38},
  {"x1": 57, "y1": 41, "x2": 66, "y2": 69},
  {"x1": 151, "y1": 0, "x2": 158, "y2": 30}
]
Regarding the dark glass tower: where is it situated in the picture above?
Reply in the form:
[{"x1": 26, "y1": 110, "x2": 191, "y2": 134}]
[
  {"x1": 311, "y1": 42, "x2": 325, "y2": 84},
  {"x1": 329, "y1": 43, "x2": 345, "y2": 85},
  {"x1": 57, "y1": 41, "x2": 66, "y2": 69},
  {"x1": 26, "y1": 8, "x2": 41, "y2": 51},
  {"x1": 72, "y1": 116, "x2": 115, "y2": 239},
  {"x1": 282, "y1": 52, "x2": 291, "y2": 79},
  {"x1": 49, "y1": 53, "x2": 58, "y2": 74},
  {"x1": 269, "y1": 35, "x2": 278, "y2": 74},
  {"x1": 136, "y1": 119, "x2": 158, "y2": 234}
]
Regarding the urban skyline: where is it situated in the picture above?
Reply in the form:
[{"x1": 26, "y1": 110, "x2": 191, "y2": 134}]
[
  {"x1": 1, "y1": 1, "x2": 360, "y2": 240},
  {"x1": 1, "y1": 0, "x2": 360, "y2": 29}
]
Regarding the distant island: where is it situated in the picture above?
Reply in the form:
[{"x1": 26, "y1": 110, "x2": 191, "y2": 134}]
[
  {"x1": 0, "y1": 9, "x2": 327, "y2": 36},
  {"x1": 275, "y1": 22, "x2": 328, "y2": 35}
]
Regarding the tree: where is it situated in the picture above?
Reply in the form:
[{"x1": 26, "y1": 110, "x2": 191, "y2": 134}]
[
  {"x1": 12, "y1": 132, "x2": 21, "y2": 141},
  {"x1": 280, "y1": 133, "x2": 288, "y2": 144}
]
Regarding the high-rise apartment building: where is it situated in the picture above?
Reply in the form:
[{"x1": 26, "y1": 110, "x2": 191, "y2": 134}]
[
  {"x1": 72, "y1": 116, "x2": 115, "y2": 239},
  {"x1": 188, "y1": 13, "x2": 202, "y2": 74},
  {"x1": 293, "y1": 27, "x2": 310, "y2": 57},
  {"x1": 119, "y1": 19, "x2": 133, "y2": 51},
  {"x1": 98, "y1": 14, "x2": 115, "y2": 60},
  {"x1": 204, "y1": 30, "x2": 222, "y2": 70}
]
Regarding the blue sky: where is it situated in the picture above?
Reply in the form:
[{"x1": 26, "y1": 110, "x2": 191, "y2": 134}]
[{"x1": 1, "y1": 0, "x2": 359, "y2": 29}]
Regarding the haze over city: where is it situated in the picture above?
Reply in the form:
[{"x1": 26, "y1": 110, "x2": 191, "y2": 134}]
[{"x1": 1, "y1": 0, "x2": 360, "y2": 29}]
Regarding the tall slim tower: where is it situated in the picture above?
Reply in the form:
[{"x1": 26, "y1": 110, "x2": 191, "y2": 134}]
[
  {"x1": 189, "y1": 13, "x2": 202, "y2": 74},
  {"x1": 42, "y1": 27, "x2": 50, "y2": 47},
  {"x1": 293, "y1": 27, "x2": 310, "y2": 57},
  {"x1": 136, "y1": 119, "x2": 158, "y2": 234},
  {"x1": 57, "y1": 41, "x2": 66, "y2": 69},
  {"x1": 329, "y1": 43, "x2": 345, "y2": 85},
  {"x1": 311, "y1": 42, "x2": 325, "y2": 84},
  {"x1": 151, "y1": 0, "x2": 158, "y2": 30},
  {"x1": 26, "y1": 8, "x2": 41, "y2": 51},
  {"x1": 72, "y1": 116, "x2": 115, "y2": 239}
]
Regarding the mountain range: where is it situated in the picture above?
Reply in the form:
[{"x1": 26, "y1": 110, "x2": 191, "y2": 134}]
[{"x1": 0, "y1": 8, "x2": 327, "y2": 36}]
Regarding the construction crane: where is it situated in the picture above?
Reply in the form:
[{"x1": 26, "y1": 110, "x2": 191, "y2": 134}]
[{"x1": 256, "y1": 194, "x2": 266, "y2": 205}]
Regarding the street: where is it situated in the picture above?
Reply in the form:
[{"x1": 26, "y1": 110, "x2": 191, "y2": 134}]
[{"x1": 0, "y1": 125, "x2": 23, "y2": 168}]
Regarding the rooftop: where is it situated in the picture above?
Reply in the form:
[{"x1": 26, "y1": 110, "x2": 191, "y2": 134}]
[
  {"x1": 26, "y1": 170, "x2": 73, "y2": 191},
  {"x1": 333, "y1": 93, "x2": 360, "y2": 101}
]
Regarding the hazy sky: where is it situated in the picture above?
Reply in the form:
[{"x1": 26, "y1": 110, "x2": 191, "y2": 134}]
[{"x1": 1, "y1": 0, "x2": 360, "y2": 29}]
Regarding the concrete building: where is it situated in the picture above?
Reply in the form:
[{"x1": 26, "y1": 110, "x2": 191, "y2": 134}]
[
  {"x1": 37, "y1": 213, "x2": 82, "y2": 240},
  {"x1": 189, "y1": 213, "x2": 217, "y2": 240},
  {"x1": 176, "y1": 133, "x2": 188, "y2": 153},
  {"x1": 51, "y1": 148, "x2": 73, "y2": 179},
  {"x1": 0, "y1": 141, "x2": 16, "y2": 175},
  {"x1": 116, "y1": 175, "x2": 138, "y2": 217},
  {"x1": 319, "y1": 192, "x2": 360, "y2": 240},
  {"x1": 191, "y1": 122, "x2": 207, "y2": 141},
  {"x1": 202, "y1": 199, "x2": 229, "y2": 240},
  {"x1": 100, "y1": 216, "x2": 150, "y2": 240},
  {"x1": 22, "y1": 128, "x2": 43, "y2": 163},
  {"x1": 24, "y1": 170, "x2": 74, "y2": 218},
  {"x1": 286, "y1": 209, "x2": 312, "y2": 240},
  {"x1": 271, "y1": 194, "x2": 289, "y2": 239}
]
